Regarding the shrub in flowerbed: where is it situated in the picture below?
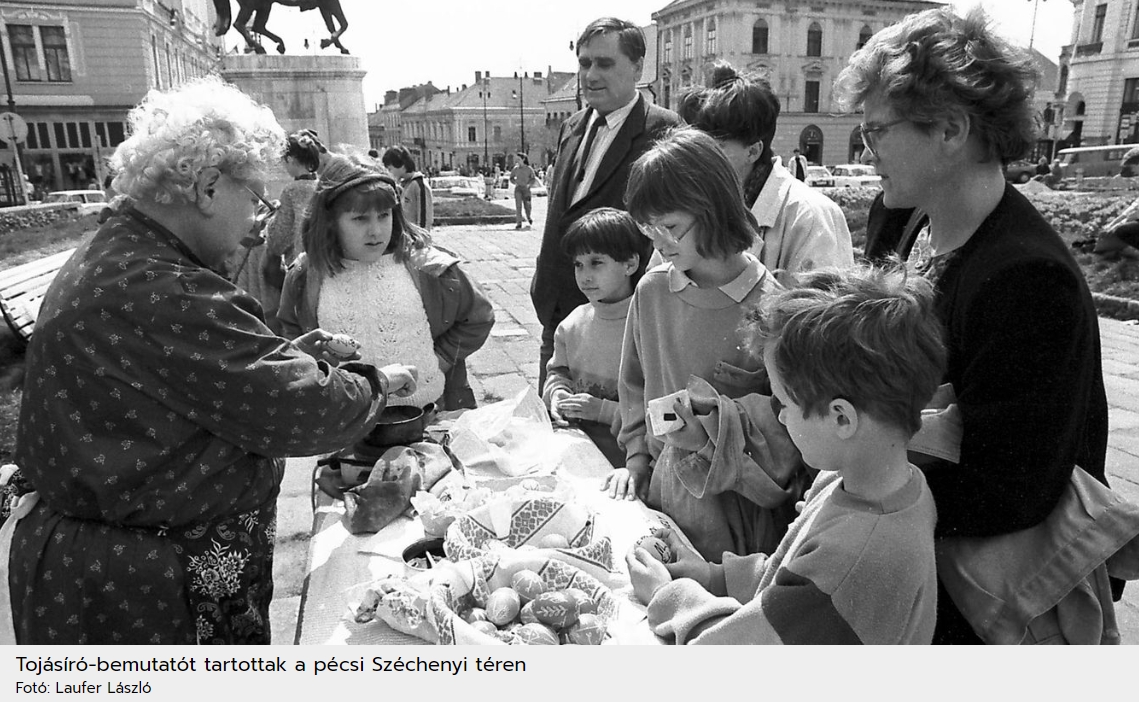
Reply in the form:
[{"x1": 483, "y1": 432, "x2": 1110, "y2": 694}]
[
  {"x1": 434, "y1": 197, "x2": 513, "y2": 219},
  {"x1": 0, "y1": 204, "x2": 84, "y2": 236}
]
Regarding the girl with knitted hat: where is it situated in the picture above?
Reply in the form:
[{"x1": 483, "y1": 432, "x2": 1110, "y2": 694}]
[{"x1": 278, "y1": 154, "x2": 495, "y2": 410}]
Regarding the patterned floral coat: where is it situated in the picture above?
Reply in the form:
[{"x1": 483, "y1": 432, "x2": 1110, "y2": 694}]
[{"x1": 8, "y1": 207, "x2": 389, "y2": 644}]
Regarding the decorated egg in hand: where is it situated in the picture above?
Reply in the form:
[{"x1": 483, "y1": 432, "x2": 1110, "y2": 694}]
[
  {"x1": 510, "y1": 570, "x2": 547, "y2": 603},
  {"x1": 325, "y1": 333, "x2": 360, "y2": 358},
  {"x1": 635, "y1": 535, "x2": 675, "y2": 564},
  {"x1": 485, "y1": 587, "x2": 521, "y2": 626}
]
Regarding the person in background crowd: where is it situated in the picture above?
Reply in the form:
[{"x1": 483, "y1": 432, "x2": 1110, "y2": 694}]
[
  {"x1": 835, "y1": 5, "x2": 1114, "y2": 643},
  {"x1": 787, "y1": 148, "x2": 808, "y2": 181},
  {"x1": 511, "y1": 153, "x2": 537, "y2": 229},
  {"x1": 3, "y1": 77, "x2": 417, "y2": 645},
  {"x1": 530, "y1": 16, "x2": 680, "y2": 389},
  {"x1": 678, "y1": 61, "x2": 852, "y2": 281},
  {"x1": 381, "y1": 145, "x2": 434, "y2": 230}
]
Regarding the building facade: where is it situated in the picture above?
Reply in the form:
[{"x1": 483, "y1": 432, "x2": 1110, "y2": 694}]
[
  {"x1": 1060, "y1": 0, "x2": 1139, "y2": 148},
  {"x1": 652, "y1": 0, "x2": 939, "y2": 166},
  {"x1": 1, "y1": 0, "x2": 223, "y2": 197}
]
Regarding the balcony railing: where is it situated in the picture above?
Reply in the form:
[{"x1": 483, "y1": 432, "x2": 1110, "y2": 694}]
[{"x1": 1075, "y1": 42, "x2": 1103, "y2": 57}]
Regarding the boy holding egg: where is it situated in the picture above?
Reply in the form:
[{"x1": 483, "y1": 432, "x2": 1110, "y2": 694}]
[{"x1": 627, "y1": 266, "x2": 945, "y2": 644}]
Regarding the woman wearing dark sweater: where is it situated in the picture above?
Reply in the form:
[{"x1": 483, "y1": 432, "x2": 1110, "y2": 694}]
[{"x1": 835, "y1": 6, "x2": 1112, "y2": 643}]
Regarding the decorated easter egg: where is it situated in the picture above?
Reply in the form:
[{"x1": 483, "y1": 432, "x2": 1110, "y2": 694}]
[
  {"x1": 513, "y1": 622, "x2": 559, "y2": 645},
  {"x1": 635, "y1": 535, "x2": 675, "y2": 564},
  {"x1": 518, "y1": 600, "x2": 539, "y2": 625},
  {"x1": 562, "y1": 587, "x2": 596, "y2": 615},
  {"x1": 565, "y1": 613, "x2": 607, "y2": 645},
  {"x1": 537, "y1": 533, "x2": 569, "y2": 549},
  {"x1": 325, "y1": 333, "x2": 360, "y2": 358},
  {"x1": 470, "y1": 620, "x2": 499, "y2": 637},
  {"x1": 462, "y1": 607, "x2": 489, "y2": 624},
  {"x1": 485, "y1": 587, "x2": 521, "y2": 626},
  {"x1": 531, "y1": 591, "x2": 579, "y2": 629},
  {"x1": 510, "y1": 570, "x2": 547, "y2": 602},
  {"x1": 519, "y1": 478, "x2": 542, "y2": 491}
]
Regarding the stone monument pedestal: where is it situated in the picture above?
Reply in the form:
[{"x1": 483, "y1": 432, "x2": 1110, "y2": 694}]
[{"x1": 221, "y1": 53, "x2": 368, "y2": 165}]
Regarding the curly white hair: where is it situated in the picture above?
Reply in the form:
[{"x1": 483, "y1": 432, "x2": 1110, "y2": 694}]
[{"x1": 110, "y1": 77, "x2": 285, "y2": 205}]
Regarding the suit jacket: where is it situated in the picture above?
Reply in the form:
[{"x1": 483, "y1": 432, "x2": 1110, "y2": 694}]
[{"x1": 530, "y1": 94, "x2": 680, "y2": 326}]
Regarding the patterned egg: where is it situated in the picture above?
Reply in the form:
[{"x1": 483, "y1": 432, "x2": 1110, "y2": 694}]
[
  {"x1": 531, "y1": 590, "x2": 579, "y2": 629},
  {"x1": 562, "y1": 587, "x2": 596, "y2": 615},
  {"x1": 469, "y1": 620, "x2": 499, "y2": 637},
  {"x1": 635, "y1": 535, "x2": 675, "y2": 564},
  {"x1": 565, "y1": 613, "x2": 607, "y2": 645},
  {"x1": 537, "y1": 533, "x2": 570, "y2": 549},
  {"x1": 510, "y1": 570, "x2": 547, "y2": 602},
  {"x1": 462, "y1": 607, "x2": 489, "y2": 624},
  {"x1": 325, "y1": 333, "x2": 360, "y2": 358},
  {"x1": 518, "y1": 600, "x2": 539, "y2": 624},
  {"x1": 485, "y1": 587, "x2": 521, "y2": 626},
  {"x1": 513, "y1": 622, "x2": 559, "y2": 645},
  {"x1": 519, "y1": 478, "x2": 542, "y2": 491}
]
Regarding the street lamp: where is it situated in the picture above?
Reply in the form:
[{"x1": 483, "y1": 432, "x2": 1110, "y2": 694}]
[
  {"x1": 570, "y1": 41, "x2": 582, "y2": 110},
  {"x1": 1028, "y1": 0, "x2": 1047, "y2": 52},
  {"x1": 514, "y1": 71, "x2": 526, "y2": 157},
  {"x1": 481, "y1": 72, "x2": 489, "y2": 168}
]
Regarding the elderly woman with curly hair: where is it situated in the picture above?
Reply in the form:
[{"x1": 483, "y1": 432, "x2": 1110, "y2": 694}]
[
  {"x1": 834, "y1": 7, "x2": 1113, "y2": 643},
  {"x1": 2, "y1": 78, "x2": 417, "y2": 645}
]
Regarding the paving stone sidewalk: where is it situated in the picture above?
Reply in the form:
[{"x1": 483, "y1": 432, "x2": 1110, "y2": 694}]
[{"x1": 271, "y1": 196, "x2": 1139, "y2": 643}]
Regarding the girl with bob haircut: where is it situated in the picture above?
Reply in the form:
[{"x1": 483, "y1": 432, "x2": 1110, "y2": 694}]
[
  {"x1": 609, "y1": 126, "x2": 805, "y2": 563},
  {"x1": 834, "y1": 7, "x2": 1114, "y2": 644},
  {"x1": 6, "y1": 77, "x2": 417, "y2": 644},
  {"x1": 679, "y1": 61, "x2": 852, "y2": 280},
  {"x1": 278, "y1": 154, "x2": 494, "y2": 411}
]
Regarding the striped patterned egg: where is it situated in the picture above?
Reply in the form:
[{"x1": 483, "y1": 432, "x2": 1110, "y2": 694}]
[
  {"x1": 531, "y1": 590, "x2": 579, "y2": 629},
  {"x1": 485, "y1": 587, "x2": 521, "y2": 626},
  {"x1": 518, "y1": 600, "x2": 540, "y2": 625},
  {"x1": 513, "y1": 622, "x2": 559, "y2": 645},
  {"x1": 510, "y1": 570, "x2": 547, "y2": 602},
  {"x1": 562, "y1": 588, "x2": 596, "y2": 615}
]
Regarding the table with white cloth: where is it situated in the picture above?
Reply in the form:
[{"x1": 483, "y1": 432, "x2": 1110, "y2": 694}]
[{"x1": 294, "y1": 426, "x2": 671, "y2": 645}]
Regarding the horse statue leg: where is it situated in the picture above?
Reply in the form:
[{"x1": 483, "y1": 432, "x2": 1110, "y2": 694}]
[
  {"x1": 317, "y1": 0, "x2": 349, "y2": 54},
  {"x1": 212, "y1": 0, "x2": 233, "y2": 36},
  {"x1": 233, "y1": 3, "x2": 266, "y2": 53},
  {"x1": 251, "y1": 3, "x2": 287, "y2": 54}
]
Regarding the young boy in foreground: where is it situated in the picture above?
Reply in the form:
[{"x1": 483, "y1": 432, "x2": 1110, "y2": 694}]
[{"x1": 627, "y1": 265, "x2": 947, "y2": 644}]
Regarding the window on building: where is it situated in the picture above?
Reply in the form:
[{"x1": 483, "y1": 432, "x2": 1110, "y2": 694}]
[
  {"x1": 468, "y1": 127, "x2": 477, "y2": 142},
  {"x1": 752, "y1": 20, "x2": 769, "y2": 54},
  {"x1": 1059, "y1": 65, "x2": 1069, "y2": 94},
  {"x1": 664, "y1": 32, "x2": 672, "y2": 63},
  {"x1": 9, "y1": 25, "x2": 41, "y2": 81},
  {"x1": 65, "y1": 122, "x2": 80, "y2": 149},
  {"x1": 494, "y1": 126, "x2": 502, "y2": 141},
  {"x1": 858, "y1": 25, "x2": 873, "y2": 50},
  {"x1": 805, "y1": 81, "x2": 820, "y2": 113},
  {"x1": 807, "y1": 22, "x2": 823, "y2": 57},
  {"x1": 684, "y1": 26, "x2": 693, "y2": 59},
  {"x1": 1092, "y1": 4, "x2": 1107, "y2": 43},
  {"x1": 706, "y1": 19, "x2": 717, "y2": 55},
  {"x1": 53, "y1": 123, "x2": 67, "y2": 150},
  {"x1": 1125, "y1": 77, "x2": 1139, "y2": 104},
  {"x1": 152, "y1": 36, "x2": 162, "y2": 89},
  {"x1": 40, "y1": 26, "x2": 72, "y2": 82},
  {"x1": 25, "y1": 122, "x2": 44, "y2": 149}
]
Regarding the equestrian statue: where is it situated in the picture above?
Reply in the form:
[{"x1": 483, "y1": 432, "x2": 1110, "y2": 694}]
[{"x1": 213, "y1": 0, "x2": 350, "y2": 55}]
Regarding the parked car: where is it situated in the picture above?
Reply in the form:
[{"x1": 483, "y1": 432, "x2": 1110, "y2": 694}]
[
  {"x1": 428, "y1": 176, "x2": 483, "y2": 199},
  {"x1": 804, "y1": 165, "x2": 835, "y2": 188},
  {"x1": 1003, "y1": 159, "x2": 1038, "y2": 184},
  {"x1": 830, "y1": 164, "x2": 882, "y2": 188},
  {"x1": 494, "y1": 175, "x2": 548, "y2": 198},
  {"x1": 42, "y1": 190, "x2": 108, "y2": 216}
]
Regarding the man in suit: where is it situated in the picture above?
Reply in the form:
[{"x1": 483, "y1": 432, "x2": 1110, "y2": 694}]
[
  {"x1": 788, "y1": 148, "x2": 809, "y2": 181},
  {"x1": 530, "y1": 17, "x2": 681, "y2": 388}
]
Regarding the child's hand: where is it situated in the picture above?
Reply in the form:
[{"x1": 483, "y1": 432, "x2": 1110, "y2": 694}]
[
  {"x1": 602, "y1": 457, "x2": 650, "y2": 502},
  {"x1": 661, "y1": 397, "x2": 709, "y2": 452},
  {"x1": 626, "y1": 545, "x2": 672, "y2": 605},
  {"x1": 548, "y1": 389, "x2": 571, "y2": 427},
  {"x1": 379, "y1": 364, "x2": 418, "y2": 398},
  {"x1": 557, "y1": 393, "x2": 603, "y2": 423},
  {"x1": 657, "y1": 527, "x2": 713, "y2": 590}
]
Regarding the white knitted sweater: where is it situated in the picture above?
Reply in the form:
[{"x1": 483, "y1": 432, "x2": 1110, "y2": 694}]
[{"x1": 318, "y1": 256, "x2": 444, "y2": 407}]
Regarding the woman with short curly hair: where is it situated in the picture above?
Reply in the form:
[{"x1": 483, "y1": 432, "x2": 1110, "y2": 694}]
[
  {"x1": 4, "y1": 77, "x2": 417, "y2": 644},
  {"x1": 834, "y1": 7, "x2": 1112, "y2": 644}
]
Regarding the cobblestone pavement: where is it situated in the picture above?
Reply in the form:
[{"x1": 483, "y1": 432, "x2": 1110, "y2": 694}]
[{"x1": 271, "y1": 194, "x2": 1139, "y2": 644}]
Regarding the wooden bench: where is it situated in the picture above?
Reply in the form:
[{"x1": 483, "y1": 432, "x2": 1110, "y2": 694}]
[{"x1": 0, "y1": 248, "x2": 77, "y2": 342}]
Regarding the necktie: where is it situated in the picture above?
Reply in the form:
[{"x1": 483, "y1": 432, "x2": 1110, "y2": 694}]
[{"x1": 575, "y1": 116, "x2": 605, "y2": 183}]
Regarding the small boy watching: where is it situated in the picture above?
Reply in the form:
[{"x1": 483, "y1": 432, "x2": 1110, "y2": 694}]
[
  {"x1": 543, "y1": 207, "x2": 644, "y2": 468},
  {"x1": 381, "y1": 145, "x2": 433, "y2": 230},
  {"x1": 626, "y1": 265, "x2": 946, "y2": 644}
]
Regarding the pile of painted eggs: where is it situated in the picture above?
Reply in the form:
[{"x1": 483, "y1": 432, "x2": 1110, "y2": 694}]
[{"x1": 458, "y1": 569, "x2": 607, "y2": 645}]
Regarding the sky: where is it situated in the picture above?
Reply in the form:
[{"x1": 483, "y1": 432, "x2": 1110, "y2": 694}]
[{"x1": 224, "y1": 0, "x2": 1075, "y2": 109}]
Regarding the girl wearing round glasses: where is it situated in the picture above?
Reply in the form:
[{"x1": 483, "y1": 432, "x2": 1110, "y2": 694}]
[{"x1": 835, "y1": 7, "x2": 1112, "y2": 644}]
